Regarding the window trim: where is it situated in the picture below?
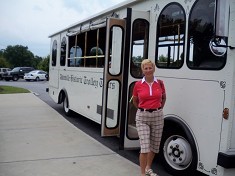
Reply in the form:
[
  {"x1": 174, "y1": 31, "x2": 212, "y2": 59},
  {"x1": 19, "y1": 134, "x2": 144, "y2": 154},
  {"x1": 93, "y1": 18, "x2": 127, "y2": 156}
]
[{"x1": 155, "y1": 2, "x2": 186, "y2": 69}]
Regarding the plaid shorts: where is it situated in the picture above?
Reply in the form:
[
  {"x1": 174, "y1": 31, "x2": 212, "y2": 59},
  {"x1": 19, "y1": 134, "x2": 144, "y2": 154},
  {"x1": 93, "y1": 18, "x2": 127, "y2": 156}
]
[{"x1": 136, "y1": 109, "x2": 164, "y2": 153}]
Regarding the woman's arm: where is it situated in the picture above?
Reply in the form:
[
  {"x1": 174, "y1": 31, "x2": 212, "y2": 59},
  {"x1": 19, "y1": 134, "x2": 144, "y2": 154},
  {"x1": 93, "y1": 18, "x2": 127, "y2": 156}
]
[
  {"x1": 161, "y1": 93, "x2": 166, "y2": 109},
  {"x1": 132, "y1": 96, "x2": 139, "y2": 109}
]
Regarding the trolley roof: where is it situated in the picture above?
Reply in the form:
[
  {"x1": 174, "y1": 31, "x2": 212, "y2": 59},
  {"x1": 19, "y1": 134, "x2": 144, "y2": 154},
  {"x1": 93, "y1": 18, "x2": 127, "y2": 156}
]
[{"x1": 48, "y1": 0, "x2": 138, "y2": 38}]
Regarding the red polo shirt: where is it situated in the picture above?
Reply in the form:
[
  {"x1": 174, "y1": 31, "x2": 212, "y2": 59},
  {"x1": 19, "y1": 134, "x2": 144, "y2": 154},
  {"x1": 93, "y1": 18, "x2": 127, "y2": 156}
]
[{"x1": 133, "y1": 77, "x2": 165, "y2": 109}]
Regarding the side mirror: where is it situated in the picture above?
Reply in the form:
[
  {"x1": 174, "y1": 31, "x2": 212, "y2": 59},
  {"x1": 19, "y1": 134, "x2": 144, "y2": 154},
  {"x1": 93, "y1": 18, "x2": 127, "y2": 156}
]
[{"x1": 209, "y1": 37, "x2": 227, "y2": 57}]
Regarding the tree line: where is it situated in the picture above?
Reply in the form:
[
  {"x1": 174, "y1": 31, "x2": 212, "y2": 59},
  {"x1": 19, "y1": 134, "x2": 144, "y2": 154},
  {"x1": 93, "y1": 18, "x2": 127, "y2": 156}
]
[{"x1": 0, "y1": 45, "x2": 49, "y2": 72}]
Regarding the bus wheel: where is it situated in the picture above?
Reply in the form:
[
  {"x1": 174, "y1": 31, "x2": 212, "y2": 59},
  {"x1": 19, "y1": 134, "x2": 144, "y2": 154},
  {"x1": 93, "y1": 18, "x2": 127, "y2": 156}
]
[
  {"x1": 160, "y1": 129, "x2": 197, "y2": 175},
  {"x1": 63, "y1": 96, "x2": 72, "y2": 116}
]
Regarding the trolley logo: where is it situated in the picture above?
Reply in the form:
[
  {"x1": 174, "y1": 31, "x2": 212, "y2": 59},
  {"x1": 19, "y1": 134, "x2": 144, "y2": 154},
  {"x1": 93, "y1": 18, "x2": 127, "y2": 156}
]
[{"x1": 59, "y1": 74, "x2": 115, "y2": 89}]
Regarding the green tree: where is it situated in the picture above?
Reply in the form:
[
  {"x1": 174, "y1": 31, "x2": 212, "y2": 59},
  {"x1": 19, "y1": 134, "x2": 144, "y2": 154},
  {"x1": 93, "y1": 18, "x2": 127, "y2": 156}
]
[
  {"x1": 32, "y1": 55, "x2": 43, "y2": 69},
  {"x1": 132, "y1": 55, "x2": 143, "y2": 67},
  {"x1": 158, "y1": 54, "x2": 168, "y2": 62},
  {"x1": 0, "y1": 57, "x2": 11, "y2": 68},
  {"x1": 38, "y1": 55, "x2": 49, "y2": 72},
  {"x1": 4, "y1": 45, "x2": 34, "y2": 67}
]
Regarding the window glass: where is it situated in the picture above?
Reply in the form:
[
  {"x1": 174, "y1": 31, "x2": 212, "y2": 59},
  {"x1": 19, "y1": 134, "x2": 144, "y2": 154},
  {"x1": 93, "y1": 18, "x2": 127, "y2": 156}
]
[
  {"x1": 96, "y1": 27, "x2": 106, "y2": 67},
  {"x1": 52, "y1": 40, "x2": 57, "y2": 66},
  {"x1": 68, "y1": 34, "x2": 84, "y2": 67},
  {"x1": 85, "y1": 28, "x2": 105, "y2": 68},
  {"x1": 60, "y1": 37, "x2": 66, "y2": 66},
  {"x1": 69, "y1": 46, "x2": 83, "y2": 67},
  {"x1": 187, "y1": 0, "x2": 226, "y2": 69},
  {"x1": 89, "y1": 46, "x2": 104, "y2": 67},
  {"x1": 109, "y1": 26, "x2": 123, "y2": 75},
  {"x1": 86, "y1": 30, "x2": 98, "y2": 67},
  {"x1": 131, "y1": 19, "x2": 149, "y2": 78},
  {"x1": 67, "y1": 27, "x2": 106, "y2": 68},
  {"x1": 156, "y1": 3, "x2": 185, "y2": 68}
]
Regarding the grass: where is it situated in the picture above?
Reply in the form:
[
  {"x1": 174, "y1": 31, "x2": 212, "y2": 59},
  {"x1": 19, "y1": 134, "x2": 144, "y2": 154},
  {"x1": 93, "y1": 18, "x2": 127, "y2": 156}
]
[{"x1": 0, "y1": 85, "x2": 30, "y2": 94}]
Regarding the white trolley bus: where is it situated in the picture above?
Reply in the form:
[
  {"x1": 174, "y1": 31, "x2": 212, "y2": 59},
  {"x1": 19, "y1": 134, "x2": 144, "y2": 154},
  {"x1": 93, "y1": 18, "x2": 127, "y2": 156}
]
[{"x1": 48, "y1": 0, "x2": 235, "y2": 175}]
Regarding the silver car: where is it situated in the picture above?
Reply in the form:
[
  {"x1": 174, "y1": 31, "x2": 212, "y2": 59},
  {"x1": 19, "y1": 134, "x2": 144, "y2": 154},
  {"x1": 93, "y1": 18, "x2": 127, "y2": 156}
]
[{"x1": 24, "y1": 70, "x2": 48, "y2": 81}]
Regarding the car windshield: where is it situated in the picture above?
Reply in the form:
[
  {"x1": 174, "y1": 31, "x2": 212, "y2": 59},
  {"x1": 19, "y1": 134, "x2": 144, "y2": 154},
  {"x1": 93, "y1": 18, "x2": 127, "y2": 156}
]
[
  {"x1": 12, "y1": 67, "x2": 20, "y2": 71},
  {"x1": 29, "y1": 71, "x2": 38, "y2": 74}
]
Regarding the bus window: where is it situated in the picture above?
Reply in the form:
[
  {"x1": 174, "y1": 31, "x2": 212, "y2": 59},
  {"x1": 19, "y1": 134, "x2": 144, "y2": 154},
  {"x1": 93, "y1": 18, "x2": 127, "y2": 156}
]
[
  {"x1": 89, "y1": 47, "x2": 104, "y2": 67},
  {"x1": 69, "y1": 46, "x2": 82, "y2": 67},
  {"x1": 68, "y1": 33, "x2": 85, "y2": 67},
  {"x1": 67, "y1": 28, "x2": 105, "y2": 68},
  {"x1": 187, "y1": 0, "x2": 226, "y2": 69},
  {"x1": 109, "y1": 26, "x2": 123, "y2": 75},
  {"x1": 156, "y1": 3, "x2": 185, "y2": 68},
  {"x1": 85, "y1": 28, "x2": 105, "y2": 68},
  {"x1": 106, "y1": 80, "x2": 120, "y2": 128},
  {"x1": 51, "y1": 40, "x2": 57, "y2": 66},
  {"x1": 86, "y1": 30, "x2": 98, "y2": 67},
  {"x1": 60, "y1": 37, "x2": 66, "y2": 66},
  {"x1": 131, "y1": 19, "x2": 149, "y2": 78}
]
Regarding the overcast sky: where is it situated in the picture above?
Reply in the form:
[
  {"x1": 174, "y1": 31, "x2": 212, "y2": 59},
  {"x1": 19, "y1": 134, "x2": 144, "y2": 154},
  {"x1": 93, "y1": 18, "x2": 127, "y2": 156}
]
[{"x1": 0, "y1": 0, "x2": 125, "y2": 57}]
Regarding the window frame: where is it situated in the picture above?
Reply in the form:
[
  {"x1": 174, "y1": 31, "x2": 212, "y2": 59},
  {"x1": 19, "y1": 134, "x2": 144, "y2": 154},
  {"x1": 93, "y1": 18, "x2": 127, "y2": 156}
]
[
  {"x1": 155, "y1": 2, "x2": 186, "y2": 69},
  {"x1": 130, "y1": 18, "x2": 149, "y2": 78},
  {"x1": 51, "y1": 40, "x2": 57, "y2": 67},
  {"x1": 186, "y1": 0, "x2": 227, "y2": 70}
]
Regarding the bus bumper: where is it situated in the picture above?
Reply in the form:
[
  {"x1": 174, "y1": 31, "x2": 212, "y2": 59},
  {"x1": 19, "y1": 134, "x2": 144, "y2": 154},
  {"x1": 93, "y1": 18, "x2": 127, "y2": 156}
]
[{"x1": 217, "y1": 152, "x2": 235, "y2": 168}]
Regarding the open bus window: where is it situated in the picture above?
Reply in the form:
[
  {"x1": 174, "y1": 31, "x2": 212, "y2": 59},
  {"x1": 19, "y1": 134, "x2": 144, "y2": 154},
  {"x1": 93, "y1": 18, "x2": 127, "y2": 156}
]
[
  {"x1": 60, "y1": 37, "x2": 66, "y2": 66},
  {"x1": 68, "y1": 33, "x2": 85, "y2": 67},
  {"x1": 89, "y1": 47, "x2": 104, "y2": 68},
  {"x1": 68, "y1": 46, "x2": 82, "y2": 67},
  {"x1": 51, "y1": 40, "x2": 57, "y2": 66},
  {"x1": 156, "y1": 3, "x2": 185, "y2": 69},
  {"x1": 187, "y1": 0, "x2": 226, "y2": 70},
  {"x1": 67, "y1": 28, "x2": 106, "y2": 68},
  {"x1": 131, "y1": 19, "x2": 149, "y2": 78}
]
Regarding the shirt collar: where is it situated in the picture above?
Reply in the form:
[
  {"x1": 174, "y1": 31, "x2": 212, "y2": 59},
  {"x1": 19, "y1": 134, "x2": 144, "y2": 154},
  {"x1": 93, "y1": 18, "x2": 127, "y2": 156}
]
[{"x1": 141, "y1": 77, "x2": 158, "y2": 84}]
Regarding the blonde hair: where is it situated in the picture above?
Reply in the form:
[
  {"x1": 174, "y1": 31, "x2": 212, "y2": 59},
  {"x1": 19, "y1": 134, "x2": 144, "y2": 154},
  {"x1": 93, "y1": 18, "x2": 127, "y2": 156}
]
[{"x1": 141, "y1": 59, "x2": 155, "y2": 71}]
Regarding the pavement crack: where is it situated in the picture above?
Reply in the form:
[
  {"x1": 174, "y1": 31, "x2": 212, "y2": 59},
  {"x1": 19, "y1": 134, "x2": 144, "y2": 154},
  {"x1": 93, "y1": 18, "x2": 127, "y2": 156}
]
[{"x1": 0, "y1": 153, "x2": 116, "y2": 164}]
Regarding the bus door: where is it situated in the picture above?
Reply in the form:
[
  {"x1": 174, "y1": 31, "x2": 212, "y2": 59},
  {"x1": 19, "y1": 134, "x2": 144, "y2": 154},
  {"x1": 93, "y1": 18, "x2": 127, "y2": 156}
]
[
  {"x1": 121, "y1": 9, "x2": 150, "y2": 149},
  {"x1": 49, "y1": 35, "x2": 60, "y2": 89},
  {"x1": 101, "y1": 18, "x2": 126, "y2": 137},
  {"x1": 101, "y1": 9, "x2": 150, "y2": 150}
]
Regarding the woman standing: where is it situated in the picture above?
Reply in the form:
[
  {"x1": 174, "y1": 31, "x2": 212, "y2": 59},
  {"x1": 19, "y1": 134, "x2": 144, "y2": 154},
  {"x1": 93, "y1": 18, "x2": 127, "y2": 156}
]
[{"x1": 132, "y1": 59, "x2": 166, "y2": 176}]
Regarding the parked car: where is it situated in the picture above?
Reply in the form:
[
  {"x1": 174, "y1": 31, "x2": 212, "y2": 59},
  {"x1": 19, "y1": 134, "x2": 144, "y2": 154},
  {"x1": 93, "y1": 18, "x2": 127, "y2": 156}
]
[
  {"x1": 0, "y1": 68, "x2": 11, "y2": 80},
  {"x1": 3, "y1": 67, "x2": 34, "y2": 81},
  {"x1": 24, "y1": 70, "x2": 48, "y2": 81}
]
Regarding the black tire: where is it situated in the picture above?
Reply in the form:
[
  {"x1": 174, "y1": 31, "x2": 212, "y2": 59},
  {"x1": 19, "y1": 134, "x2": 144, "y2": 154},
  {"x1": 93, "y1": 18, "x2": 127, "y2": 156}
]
[
  {"x1": 45, "y1": 74, "x2": 49, "y2": 81},
  {"x1": 63, "y1": 95, "x2": 72, "y2": 116},
  {"x1": 160, "y1": 127, "x2": 198, "y2": 176},
  {"x1": 12, "y1": 75, "x2": 19, "y2": 81},
  {"x1": 35, "y1": 77, "x2": 40, "y2": 81}
]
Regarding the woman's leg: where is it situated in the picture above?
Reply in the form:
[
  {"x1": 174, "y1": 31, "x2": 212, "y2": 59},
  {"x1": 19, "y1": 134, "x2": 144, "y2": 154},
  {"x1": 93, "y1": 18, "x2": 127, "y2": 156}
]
[
  {"x1": 146, "y1": 151, "x2": 155, "y2": 171},
  {"x1": 140, "y1": 153, "x2": 147, "y2": 176}
]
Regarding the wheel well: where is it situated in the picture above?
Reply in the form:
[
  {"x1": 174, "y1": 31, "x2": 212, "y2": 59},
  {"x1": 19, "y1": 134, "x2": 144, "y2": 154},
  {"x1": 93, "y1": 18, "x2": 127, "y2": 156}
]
[
  {"x1": 162, "y1": 116, "x2": 198, "y2": 162},
  {"x1": 58, "y1": 90, "x2": 66, "y2": 104}
]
